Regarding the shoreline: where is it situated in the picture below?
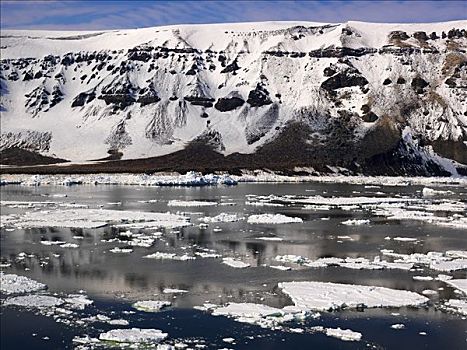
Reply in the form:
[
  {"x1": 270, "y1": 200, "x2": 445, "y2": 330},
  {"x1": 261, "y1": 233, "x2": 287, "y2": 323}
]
[{"x1": 1, "y1": 172, "x2": 466, "y2": 187}]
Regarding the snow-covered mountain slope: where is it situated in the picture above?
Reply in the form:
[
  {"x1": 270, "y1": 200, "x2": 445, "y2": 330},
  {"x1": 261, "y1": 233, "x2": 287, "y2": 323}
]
[{"x1": 1, "y1": 21, "x2": 466, "y2": 174}]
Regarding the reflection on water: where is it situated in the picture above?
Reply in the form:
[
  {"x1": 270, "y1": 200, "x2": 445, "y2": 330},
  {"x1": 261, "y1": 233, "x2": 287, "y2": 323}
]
[
  {"x1": 1, "y1": 182, "x2": 466, "y2": 348},
  {"x1": 1, "y1": 183, "x2": 466, "y2": 305}
]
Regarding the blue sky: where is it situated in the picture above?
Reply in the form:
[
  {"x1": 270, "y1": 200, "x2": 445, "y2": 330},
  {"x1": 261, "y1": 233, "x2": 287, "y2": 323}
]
[{"x1": 1, "y1": 1, "x2": 466, "y2": 30}]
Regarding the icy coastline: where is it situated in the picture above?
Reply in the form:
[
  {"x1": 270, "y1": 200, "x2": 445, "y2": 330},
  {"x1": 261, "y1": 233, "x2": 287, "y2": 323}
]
[{"x1": 1, "y1": 171, "x2": 466, "y2": 187}]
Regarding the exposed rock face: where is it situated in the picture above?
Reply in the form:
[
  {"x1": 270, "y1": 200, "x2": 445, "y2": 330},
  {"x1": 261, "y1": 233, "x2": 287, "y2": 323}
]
[
  {"x1": 411, "y1": 77, "x2": 429, "y2": 94},
  {"x1": 389, "y1": 31, "x2": 410, "y2": 41},
  {"x1": 0, "y1": 20, "x2": 466, "y2": 175},
  {"x1": 99, "y1": 80, "x2": 137, "y2": 110},
  {"x1": 71, "y1": 91, "x2": 96, "y2": 107},
  {"x1": 247, "y1": 84, "x2": 273, "y2": 107},
  {"x1": 215, "y1": 92, "x2": 245, "y2": 112},
  {"x1": 137, "y1": 86, "x2": 160, "y2": 106},
  {"x1": 321, "y1": 68, "x2": 368, "y2": 91},
  {"x1": 184, "y1": 96, "x2": 215, "y2": 107},
  {"x1": 220, "y1": 59, "x2": 241, "y2": 74}
]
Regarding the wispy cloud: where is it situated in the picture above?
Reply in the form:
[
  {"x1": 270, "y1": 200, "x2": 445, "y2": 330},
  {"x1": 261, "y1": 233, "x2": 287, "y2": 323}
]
[{"x1": 1, "y1": 1, "x2": 465, "y2": 31}]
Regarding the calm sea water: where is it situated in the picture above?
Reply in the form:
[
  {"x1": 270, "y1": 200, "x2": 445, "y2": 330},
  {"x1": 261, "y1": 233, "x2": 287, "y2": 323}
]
[{"x1": 1, "y1": 183, "x2": 466, "y2": 349}]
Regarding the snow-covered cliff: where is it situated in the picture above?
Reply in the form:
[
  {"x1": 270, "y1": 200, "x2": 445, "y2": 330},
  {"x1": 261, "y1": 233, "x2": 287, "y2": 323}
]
[{"x1": 1, "y1": 21, "x2": 466, "y2": 174}]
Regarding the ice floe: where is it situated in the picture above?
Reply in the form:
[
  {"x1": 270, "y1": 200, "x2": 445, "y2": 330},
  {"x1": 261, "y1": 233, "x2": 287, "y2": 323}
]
[
  {"x1": 445, "y1": 279, "x2": 467, "y2": 295},
  {"x1": 222, "y1": 258, "x2": 250, "y2": 268},
  {"x1": 0, "y1": 273, "x2": 46, "y2": 295},
  {"x1": 203, "y1": 302, "x2": 317, "y2": 330},
  {"x1": 167, "y1": 200, "x2": 218, "y2": 207},
  {"x1": 99, "y1": 328, "x2": 168, "y2": 343},
  {"x1": 143, "y1": 252, "x2": 195, "y2": 261},
  {"x1": 341, "y1": 219, "x2": 370, "y2": 226},
  {"x1": 1, "y1": 208, "x2": 191, "y2": 229},
  {"x1": 163, "y1": 288, "x2": 188, "y2": 294},
  {"x1": 422, "y1": 187, "x2": 453, "y2": 197},
  {"x1": 4, "y1": 295, "x2": 64, "y2": 308},
  {"x1": 442, "y1": 299, "x2": 467, "y2": 316},
  {"x1": 275, "y1": 255, "x2": 414, "y2": 271},
  {"x1": 109, "y1": 247, "x2": 133, "y2": 254},
  {"x1": 279, "y1": 281, "x2": 428, "y2": 311},
  {"x1": 1, "y1": 172, "x2": 237, "y2": 187},
  {"x1": 381, "y1": 250, "x2": 467, "y2": 272},
  {"x1": 247, "y1": 214, "x2": 302, "y2": 224},
  {"x1": 413, "y1": 276, "x2": 433, "y2": 281},
  {"x1": 390, "y1": 323, "x2": 406, "y2": 330},
  {"x1": 198, "y1": 213, "x2": 243, "y2": 223},
  {"x1": 325, "y1": 327, "x2": 362, "y2": 341},
  {"x1": 133, "y1": 300, "x2": 171, "y2": 312}
]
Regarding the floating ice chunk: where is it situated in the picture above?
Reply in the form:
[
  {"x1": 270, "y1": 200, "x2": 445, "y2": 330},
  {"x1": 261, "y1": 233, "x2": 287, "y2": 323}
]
[
  {"x1": 143, "y1": 252, "x2": 195, "y2": 261},
  {"x1": 341, "y1": 219, "x2": 369, "y2": 226},
  {"x1": 256, "y1": 237, "x2": 283, "y2": 241},
  {"x1": 443, "y1": 299, "x2": 467, "y2": 316},
  {"x1": 168, "y1": 200, "x2": 218, "y2": 207},
  {"x1": 422, "y1": 187, "x2": 453, "y2": 197},
  {"x1": 222, "y1": 258, "x2": 250, "y2": 268},
  {"x1": 40, "y1": 240, "x2": 66, "y2": 246},
  {"x1": 0, "y1": 273, "x2": 46, "y2": 294},
  {"x1": 390, "y1": 324, "x2": 405, "y2": 330},
  {"x1": 245, "y1": 201, "x2": 285, "y2": 207},
  {"x1": 302, "y1": 204, "x2": 331, "y2": 211},
  {"x1": 207, "y1": 302, "x2": 317, "y2": 330},
  {"x1": 110, "y1": 247, "x2": 133, "y2": 254},
  {"x1": 199, "y1": 213, "x2": 242, "y2": 223},
  {"x1": 133, "y1": 300, "x2": 171, "y2": 312},
  {"x1": 413, "y1": 276, "x2": 433, "y2": 281},
  {"x1": 108, "y1": 319, "x2": 130, "y2": 326},
  {"x1": 212, "y1": 303, "x2": 284, "y2": 318},
  {"x1": 222, "y1": 338, "x2": 235, "y2": 343},
  {"x1": 247, "y1": 214, "x2": 302, "y2": 224},
  {"x1": 272, "y1": 195, "x2": 419, "y2": 206},
  {"x1": 194, "y1": 252, "x2": 221, "y2": 258},
  {"x1": 60, "y1": 243, "x2": 79, "y2": 248},
  {"x1": 445, "y1": 279, "x2": 467, "y2": 295},
  {"x1": 4, "y1": 295, "x2": 64, "y2": 308},
  {"x1": 163, "y1": 288, "x2": 188, "y2": 294},
  {"x1": 421, "y1": 289, "x2": 438, "y2": 296},
  {"x1": 275, "y1": 255, "x2": 308, "y2": 264},
  {"x1": 325, "y1": 328, "x2": 362, "y2": 341},
  {"x1": 64, "y1": 294, "x2": 93, "y2": 310},
  {"x1": 446, "y1": 251, "x2": 467, "y2": 259},
  {"x1": 436, "y1": 274, "x2": 453, "y2": 281},
  {"x1": 279, "y1": 281, "x2": 428, "y2": 311},
  {"x1": 380, "y1": 250, "x2": 465, "y2": 272},
  {"x1": 3, "y1": 208, "x2": 190, "y2": 229},
  {"x1": 430, "y1": 259, "x2": 467, "y2": 272},
  {"x1": 99, "y1": 328, "x2": 168, "y2": 343},
  {"x1": 269, "y1": 265, "x2": 291, "y2": 271},
  {"x1": 393, "y1": 237, "x2": 418, "y2": 242}
]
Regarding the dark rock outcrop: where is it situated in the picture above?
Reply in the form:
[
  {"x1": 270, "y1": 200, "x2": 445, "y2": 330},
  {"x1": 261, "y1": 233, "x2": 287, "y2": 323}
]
[
  {"x1": 71, "y1": 91, "x2": 96, "y2": 108},
  {"x1": 99, "y1": 81, "x2": 137, "y2": 110},
  {"x1": 137, "y1": 87, "x2": 160, "y2": 106},
  {"x1": 214, "y1": 96, "x2": 245, "y2": 112},
  {"x1": 389, "y1": 31, "x2": 409, "y2": 41},
  {"x1": 247, "y1": 84, "x2": 272, "y2": 107},
  {"x1": 411, "y1": 77, "x2": 429, "y2": 94},
  {"x1": 321, "y1": 69, "x2": 368, "y2": 91},
  {"x1": 220, "y1": 59, "x2": 240, "y2": 73},
  {"x1": 362, "y1": 111, "x2": 379, "y2": 122},
  {"x1": 184, "y1": 96, "x2": 215, "y2": 107}
]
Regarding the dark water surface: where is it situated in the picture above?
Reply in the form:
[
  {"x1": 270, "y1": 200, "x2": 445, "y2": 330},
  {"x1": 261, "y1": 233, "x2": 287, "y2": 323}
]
[{"x1": 1, "y1": 182, "x2": 466, "y2": 349}]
